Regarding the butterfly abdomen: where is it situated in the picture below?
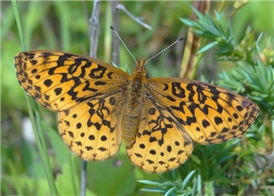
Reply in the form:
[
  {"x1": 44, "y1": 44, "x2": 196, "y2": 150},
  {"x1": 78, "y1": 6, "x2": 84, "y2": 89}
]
[
  {"x1": 122, "y1": 96, "x2": 142, "y2": 148},
  {"x1": 121, "y1": 57, "x2": 149, "y2": 148},
  {"x1": 122, "y1": 82, "x2": 143, "y2": 148}
]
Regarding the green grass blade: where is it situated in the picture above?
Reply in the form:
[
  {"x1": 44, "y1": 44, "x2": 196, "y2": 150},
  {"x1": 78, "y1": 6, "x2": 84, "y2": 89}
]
[{"x1": 12, "y1": 1, "x2": 58, "y2": 195}]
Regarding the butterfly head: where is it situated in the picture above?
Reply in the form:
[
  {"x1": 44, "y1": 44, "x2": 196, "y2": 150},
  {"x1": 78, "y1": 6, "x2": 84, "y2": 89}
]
[
  {"x1": 130, "y1": 56, "x2": 147, "y2": 94},
  {"x1": 134, "y1": 56, "x2": 146, "y2": 74}
]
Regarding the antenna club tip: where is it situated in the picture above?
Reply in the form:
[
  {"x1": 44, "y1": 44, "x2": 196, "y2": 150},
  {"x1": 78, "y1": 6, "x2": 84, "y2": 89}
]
[
  {"x1": 178, "y1": 36, "x2": 185, "y2": 41},
  {"x1": 110, "y1": 26, "x2": 114, "y2": 30}
]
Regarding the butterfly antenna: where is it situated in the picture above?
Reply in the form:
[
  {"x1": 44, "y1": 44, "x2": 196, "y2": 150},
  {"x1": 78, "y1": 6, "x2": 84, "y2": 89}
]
[
  {"x1": 145, "y1": 37, "x2": 184, "y2": 65},
  {"x1": 110, "y1": 26, "x2": 137, "y2": 65}
]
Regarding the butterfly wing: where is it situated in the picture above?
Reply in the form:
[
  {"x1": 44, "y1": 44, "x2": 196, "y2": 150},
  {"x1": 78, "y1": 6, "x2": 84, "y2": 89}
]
[
  {"x1": 59, "y1": 90, "x2": 127, "y2": 160},
  {"x1": 146, "y1": 77, "x2": 259, "y2": 145},
  {"x1": 15, "y1": 50, "x2": 130, "y2": 160},
  {"x1": 126, "y1": 88, "x2": 194, "y2": 173},
  {"x1": 14, "y1": 51, "x2": 129, "y2": 111}
]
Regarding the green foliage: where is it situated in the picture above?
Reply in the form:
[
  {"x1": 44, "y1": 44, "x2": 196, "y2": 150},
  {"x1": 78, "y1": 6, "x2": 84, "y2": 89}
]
[
  {"x1": 181, "y1": 7, "x2": 235, "y2": 56},
  {"x1": 55, "y1": 153, "x2": 136, "y2": 196},
  {"x1": 2, "y1": 1, "x2": 273, "y2": 195},
  {"x1": 140, "y1": 170, "x2": 198, "y2": 196}
]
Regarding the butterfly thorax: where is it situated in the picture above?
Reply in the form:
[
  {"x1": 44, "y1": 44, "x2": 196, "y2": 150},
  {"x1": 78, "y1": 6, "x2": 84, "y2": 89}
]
[
  {"x1": 131, "y1": 57, "x2": 147, "y2": 95},
  {"x1": 122, "y1": 57, "x2": 147, "y2": 148}
]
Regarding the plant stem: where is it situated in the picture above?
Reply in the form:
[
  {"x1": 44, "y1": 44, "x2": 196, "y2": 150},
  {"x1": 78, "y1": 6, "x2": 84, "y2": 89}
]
[
  {"x1": 190, "y1": 39, "x2": 208, "y2": 80},
  {"x1": 12, "y1": 1, "x2": 58, "y2": 195},
  {"x1": 218, "y1": 0, "x2": 226, "y2": 13}
]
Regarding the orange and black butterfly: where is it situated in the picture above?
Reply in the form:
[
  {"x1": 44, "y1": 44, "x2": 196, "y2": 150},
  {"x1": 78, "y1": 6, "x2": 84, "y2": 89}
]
[{"x1": 15, "y1": 50, "x2": 259, "y2": 172}]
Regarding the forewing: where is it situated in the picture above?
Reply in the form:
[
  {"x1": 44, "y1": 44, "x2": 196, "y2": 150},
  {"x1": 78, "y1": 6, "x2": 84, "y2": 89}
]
[
  {"x1": 127, "y1": 89, "x2": 194, "y2": 173},
  {"x1": 15, "y1": 50, "x2": 130, "y2": 160},
  {"x1": 59, "y1": 90, "x2": 127, "y2": 160},
  {"x1": 14, "y1": 51, "x2": 129, "y2": 111},
  {"x1": 147, "y1": 78, "x2": 259, "y2": 145}
]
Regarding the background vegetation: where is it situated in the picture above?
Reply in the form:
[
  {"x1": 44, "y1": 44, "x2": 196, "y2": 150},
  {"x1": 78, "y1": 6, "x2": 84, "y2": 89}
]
[{"x1": 1, "y1": 1, "x2": 273, "y2": 195}]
